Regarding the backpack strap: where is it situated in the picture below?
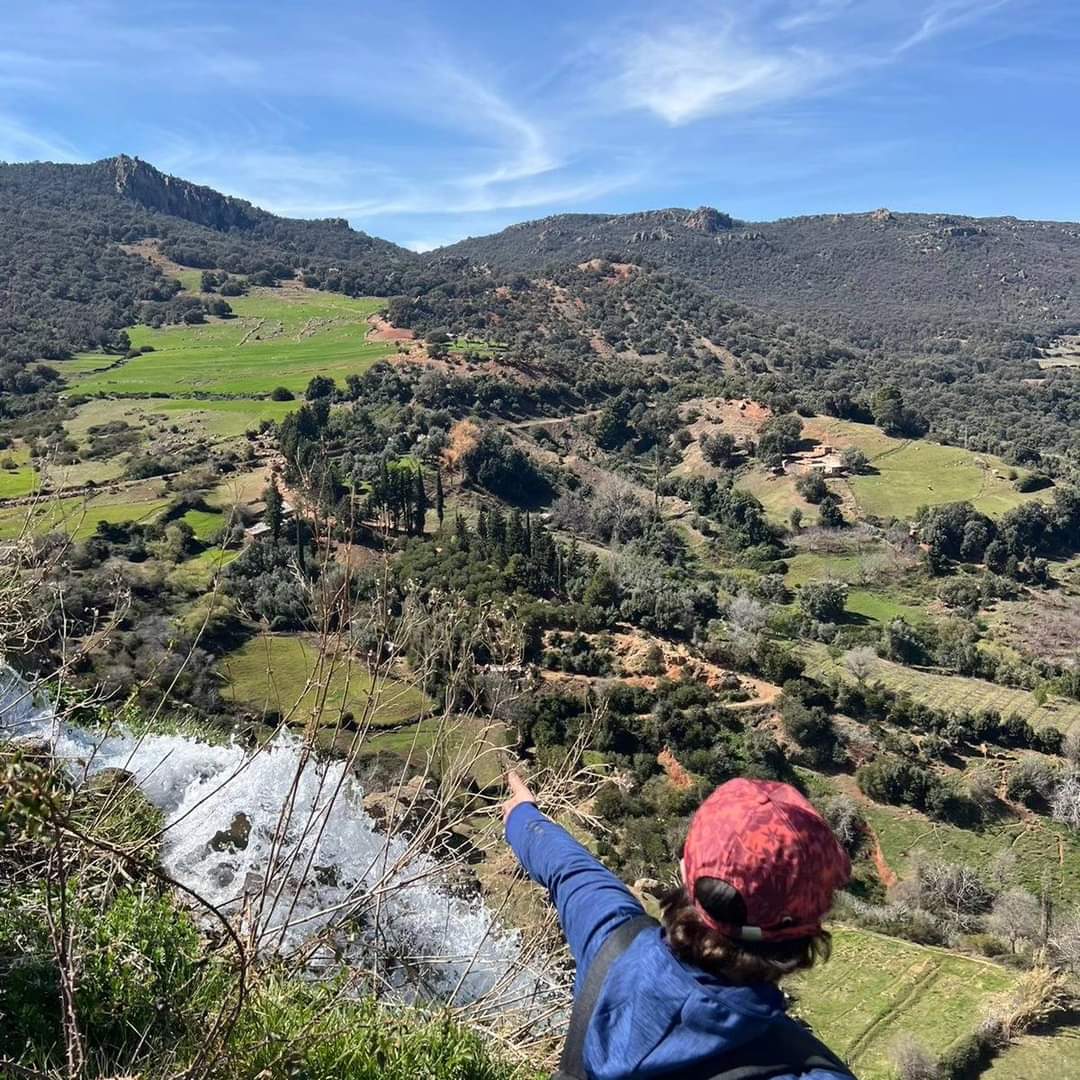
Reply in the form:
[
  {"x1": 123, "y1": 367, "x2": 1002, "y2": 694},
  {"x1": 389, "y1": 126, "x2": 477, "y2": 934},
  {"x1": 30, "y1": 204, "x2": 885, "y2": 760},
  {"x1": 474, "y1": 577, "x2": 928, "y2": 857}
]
[
  {"x1": 551, "y1": 913, "x2": 659, "y2": 1080},
  {"x1": 698, "y1": 1017, "x2": 857, "y2": 1080}
]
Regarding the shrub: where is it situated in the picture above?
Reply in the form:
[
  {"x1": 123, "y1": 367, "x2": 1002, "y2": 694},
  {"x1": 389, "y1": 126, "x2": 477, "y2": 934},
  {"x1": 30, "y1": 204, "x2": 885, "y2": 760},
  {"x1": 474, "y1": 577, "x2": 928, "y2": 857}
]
[{"x1": 270, "y1": 385, "x2": 295, "y2": 401}]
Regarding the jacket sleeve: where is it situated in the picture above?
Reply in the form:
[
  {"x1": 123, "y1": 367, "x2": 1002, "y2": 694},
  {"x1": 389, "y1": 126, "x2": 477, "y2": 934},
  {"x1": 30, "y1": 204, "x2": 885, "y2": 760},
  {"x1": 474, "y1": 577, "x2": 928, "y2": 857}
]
[{"x1": 505, "y1": 802, "x2": 644, "y2": 989}]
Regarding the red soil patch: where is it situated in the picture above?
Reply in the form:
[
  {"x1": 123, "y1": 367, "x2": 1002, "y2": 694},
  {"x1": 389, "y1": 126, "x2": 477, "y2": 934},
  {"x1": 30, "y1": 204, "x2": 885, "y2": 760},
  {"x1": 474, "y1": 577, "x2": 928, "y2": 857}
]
[
  {"x1": 868, "y1": 823, "x2": 898, "y2": 888},
  {"x1": 366, "y1": 314, "x2": 415, "y2": 342},
  {"x1": 658, "y1": 747, "x2": 694, "y2": 790}
]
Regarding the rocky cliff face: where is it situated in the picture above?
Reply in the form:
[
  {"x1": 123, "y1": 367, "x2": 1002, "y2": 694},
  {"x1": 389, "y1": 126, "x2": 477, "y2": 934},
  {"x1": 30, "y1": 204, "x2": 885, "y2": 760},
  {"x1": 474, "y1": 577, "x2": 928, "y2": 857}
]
[
  {"x1": 683, "y1": 206, "x2": 736, "y2": 234},
  {"x1": 109, "y1": 154, "x2": 264, "y2": 232}
]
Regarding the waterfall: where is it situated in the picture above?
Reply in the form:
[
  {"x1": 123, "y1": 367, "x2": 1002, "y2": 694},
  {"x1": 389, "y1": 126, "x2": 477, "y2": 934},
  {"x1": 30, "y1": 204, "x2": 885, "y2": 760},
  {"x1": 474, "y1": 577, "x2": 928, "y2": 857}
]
[{"x1": 0, "y1": 667, "x2": 554, "y2": 1011}]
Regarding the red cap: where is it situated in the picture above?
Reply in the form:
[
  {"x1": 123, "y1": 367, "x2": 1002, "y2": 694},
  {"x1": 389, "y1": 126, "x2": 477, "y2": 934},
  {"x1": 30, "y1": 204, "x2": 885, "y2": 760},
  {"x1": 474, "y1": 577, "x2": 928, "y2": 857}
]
[{"x1": 682, "y1": 778, "x2": 850, "y2": 943}]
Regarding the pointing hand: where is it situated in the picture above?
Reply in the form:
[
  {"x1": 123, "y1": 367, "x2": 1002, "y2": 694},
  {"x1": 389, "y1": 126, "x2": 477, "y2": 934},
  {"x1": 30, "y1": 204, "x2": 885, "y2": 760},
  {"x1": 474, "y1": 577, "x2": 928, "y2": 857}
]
[{"x1": 502, "y1": 769, "x2": 537, "y2": 824}]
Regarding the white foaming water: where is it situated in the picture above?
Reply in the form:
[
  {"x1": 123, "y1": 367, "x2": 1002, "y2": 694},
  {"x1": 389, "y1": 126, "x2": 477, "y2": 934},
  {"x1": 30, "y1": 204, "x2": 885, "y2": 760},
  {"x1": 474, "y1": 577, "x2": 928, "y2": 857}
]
[{"x1": 1, "y1": 667, "x2": 551, "y2": 1010}]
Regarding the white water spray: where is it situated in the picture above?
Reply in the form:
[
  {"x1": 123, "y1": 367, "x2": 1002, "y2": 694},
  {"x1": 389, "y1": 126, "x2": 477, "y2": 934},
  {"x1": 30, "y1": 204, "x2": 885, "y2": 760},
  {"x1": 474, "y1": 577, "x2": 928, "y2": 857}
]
[{"x1": 1, "y1": 667, "x2": 554, "y2": 1011}]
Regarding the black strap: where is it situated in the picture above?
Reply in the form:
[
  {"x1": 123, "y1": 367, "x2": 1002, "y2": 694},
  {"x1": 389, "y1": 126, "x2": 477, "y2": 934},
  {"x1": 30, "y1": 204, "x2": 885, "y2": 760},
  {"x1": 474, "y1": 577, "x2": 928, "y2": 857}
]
[
  {"x1": 697, "y1": 1019, "x2": 856, "y2": 1080},
  {"x1": 550, "y1": 913, "x2": 857, "y2": 1080},
  {"x1": 552, "y1": 913, "x2": 659, "y2": 1080}
]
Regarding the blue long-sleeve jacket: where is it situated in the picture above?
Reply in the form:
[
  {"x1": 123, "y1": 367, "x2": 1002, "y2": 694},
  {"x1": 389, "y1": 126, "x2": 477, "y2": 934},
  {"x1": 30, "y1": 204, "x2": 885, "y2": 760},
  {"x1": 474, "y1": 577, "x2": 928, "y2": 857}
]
[{"x1": 506, "y1": 802, "x2": 851, "y2": 1080}]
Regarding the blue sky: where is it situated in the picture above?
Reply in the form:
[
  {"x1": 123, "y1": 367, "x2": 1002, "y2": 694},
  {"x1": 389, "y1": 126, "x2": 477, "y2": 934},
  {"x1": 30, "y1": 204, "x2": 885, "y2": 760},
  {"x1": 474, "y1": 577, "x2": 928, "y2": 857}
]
[{"x1": 1, "y1": 1, "x2": 1078, "y2": 249}]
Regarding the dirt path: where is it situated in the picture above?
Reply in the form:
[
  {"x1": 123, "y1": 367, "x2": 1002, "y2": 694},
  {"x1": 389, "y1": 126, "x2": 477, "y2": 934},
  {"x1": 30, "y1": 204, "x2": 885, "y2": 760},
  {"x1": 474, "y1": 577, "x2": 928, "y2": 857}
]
[{"x1": 868, "y1": 824, "x2": 899, "y2": 888}]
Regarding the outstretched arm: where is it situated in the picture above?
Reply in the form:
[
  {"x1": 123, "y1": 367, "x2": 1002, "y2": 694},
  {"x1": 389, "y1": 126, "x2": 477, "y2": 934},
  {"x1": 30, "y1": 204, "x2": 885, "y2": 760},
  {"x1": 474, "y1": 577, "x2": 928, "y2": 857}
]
[{"x1": 502, "y1": 771, "x2": 644, "y2": 990}]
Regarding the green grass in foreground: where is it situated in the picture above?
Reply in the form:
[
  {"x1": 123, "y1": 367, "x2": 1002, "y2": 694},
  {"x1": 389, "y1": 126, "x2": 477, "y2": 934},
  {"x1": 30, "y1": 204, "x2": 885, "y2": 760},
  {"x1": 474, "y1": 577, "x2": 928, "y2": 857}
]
[
  {"x1": 802, "y1": 642, "x2": 1080, "y2": 731},
  {"x1": 223, "y1": 634, "x2": 429, "y2": 727},
  {"x1": 983, "y1": 1030, "x2": 1080, "y2": 1078},
  {"x1": 66, "y1": 290, "x2": 392, "y2": 397},
  {"x1": 794, "y1": 927, "x2": 1018, "y2": 1080},
  {"x1": 0, "y1": 489, "x2": 169, "y2": 540}
]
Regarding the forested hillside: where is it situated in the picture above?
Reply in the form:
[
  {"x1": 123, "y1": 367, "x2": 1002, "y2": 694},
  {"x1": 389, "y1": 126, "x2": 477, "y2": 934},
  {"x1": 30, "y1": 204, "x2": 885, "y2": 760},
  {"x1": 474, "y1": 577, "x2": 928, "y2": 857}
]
[
  {"x1": 438, "y1": 206, "x2": 1080, "y2": 351},
  {"x1": 0, "y1": 156, "x2": 420, "y2": 370}
]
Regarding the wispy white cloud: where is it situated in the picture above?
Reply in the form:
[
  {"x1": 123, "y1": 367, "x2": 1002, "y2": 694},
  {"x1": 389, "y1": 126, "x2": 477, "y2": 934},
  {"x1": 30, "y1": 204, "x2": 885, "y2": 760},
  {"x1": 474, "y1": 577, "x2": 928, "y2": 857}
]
[
  {"x1": 895, "y1": 0, "x2": 1014, "y2": 52},
  {"x1": 0, "y1": 114, "x2": 81, "y2": 162},
  {"x1": 777, "y1": 0, "x2": 856, "y2": 32},
  {"x1": 607, "y1": 17, "x2": 836, "y2": 125},
  {"x1": 601, "y1": 0, "x2": 1017, "y2": 127}
]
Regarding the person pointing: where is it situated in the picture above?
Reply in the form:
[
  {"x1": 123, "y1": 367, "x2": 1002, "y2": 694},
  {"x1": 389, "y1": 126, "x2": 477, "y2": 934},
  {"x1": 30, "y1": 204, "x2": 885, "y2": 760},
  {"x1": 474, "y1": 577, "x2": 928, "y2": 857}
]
[{"x1": 502, "y1": 770, "x2": 855, "y2": 1080}]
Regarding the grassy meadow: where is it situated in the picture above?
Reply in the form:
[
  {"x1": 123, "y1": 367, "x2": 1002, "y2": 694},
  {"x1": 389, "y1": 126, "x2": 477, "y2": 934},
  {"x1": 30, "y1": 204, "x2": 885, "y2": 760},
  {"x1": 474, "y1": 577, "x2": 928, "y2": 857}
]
[
  {"x1": 64, "y1": 397, "x2": 299, "y2": 443},
  {"x1": 794, "y1": 927, "x2": 1018, "y2": 1080},
  {"x1": 223, "y1": 634, "x2": 430, "y2": 728},
  {"x1": 984, "y1": 1031, "x2": 1080, "y2": 1078},
  {"x1": 0, "y1": 485, "x2": 169, "y2": 539},
  {"x1": 64, "y1": 290, "x2": 392, "y2": 397},
  {"x1": 739, "y1": 416, "x2": 1046, "y2": 525},
  {"x1": 860, "y1": 796, "x2": 1080, "y2": 906}
]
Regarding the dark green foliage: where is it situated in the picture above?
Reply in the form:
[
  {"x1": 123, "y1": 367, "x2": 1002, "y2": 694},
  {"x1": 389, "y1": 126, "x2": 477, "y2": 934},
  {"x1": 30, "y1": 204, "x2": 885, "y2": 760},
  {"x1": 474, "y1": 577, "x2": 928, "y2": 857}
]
[
  {"x1": 817, "y1": 494, "x2": 844, "y2": 528},
  {"x1": 799, "y1": 581, "x2": 847, "y2": 622},
  {"x1": 755, "y1": 413, "x2": 802, "y2": 465},
  {"x1": 223, "y1": 540, "x2": 309, "y2": 629},
  {"x1": 460, "y1": 427, "x2": 551, "y2": 503},
  {"x1": 270, "y1": 385, "x2": 295, "y2": 401},
  {"x1": 781, "y1": 694, "x2": 843, "y2": 767},
  {"x1": 795, "y1": 470, "x2": 828, "y2": 503}
]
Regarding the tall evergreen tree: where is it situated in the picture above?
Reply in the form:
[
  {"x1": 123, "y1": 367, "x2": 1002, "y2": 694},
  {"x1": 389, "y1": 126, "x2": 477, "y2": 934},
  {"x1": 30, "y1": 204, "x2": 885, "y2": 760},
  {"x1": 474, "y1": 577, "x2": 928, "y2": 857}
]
[
  {"x1": 413, "y1": 468, "x2": 428, "y2": 536},
  {"x1": 435, "y1": 467, "x2": 445, "y2": 525},
  {"x1": 263, "y1": 483, "x2": 284, "y2": 541}
]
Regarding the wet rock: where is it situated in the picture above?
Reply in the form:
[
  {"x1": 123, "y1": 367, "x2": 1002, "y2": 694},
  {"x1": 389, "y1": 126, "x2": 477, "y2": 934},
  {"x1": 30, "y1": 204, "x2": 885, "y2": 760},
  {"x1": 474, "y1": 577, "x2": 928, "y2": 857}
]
[
  {"x1": 209, "y1": 811, "x2": 251, "y2": 852},
  {"x1": 362, "y1": 774, "x2": 436, "y2": 834}
]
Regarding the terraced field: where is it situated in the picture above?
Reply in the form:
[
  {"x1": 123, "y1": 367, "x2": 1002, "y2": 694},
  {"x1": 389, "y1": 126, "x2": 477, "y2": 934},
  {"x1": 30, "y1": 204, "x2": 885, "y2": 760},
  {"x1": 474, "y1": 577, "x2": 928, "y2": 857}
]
[
  {"x1": 223, "y1": 633, "x2": 430, "y2": 728},
  {"x1": 64, "y1": 289, "x2": 393, "y2": 397},
  {"x1": 0, "y1": 485, "x2": 169, "y2": 540},
  {"x1": 740, "y1": 417, "x2": 1048, "y2": 526},
  {"x1": 794, "y1": 928, "x2": 1018, "y2": 1080},
  {"x1": 803, "y1": 642, "x2": 1080, "y2": 731},
  {"x1": 0, "y1": 443, "x2": 37, "y2": 499}
]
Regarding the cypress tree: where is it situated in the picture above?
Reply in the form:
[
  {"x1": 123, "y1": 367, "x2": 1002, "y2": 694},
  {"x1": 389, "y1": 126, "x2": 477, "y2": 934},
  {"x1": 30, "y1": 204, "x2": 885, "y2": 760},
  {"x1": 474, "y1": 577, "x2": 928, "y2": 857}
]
[
  {"x1": 435, "y1": 467, "x2": 445, "y2": 524},
  {"x1": 413, "y1": 468, "x2": 428, "y2": 536},
  {"x1": 263, "y1": 483, "x2": 284, "y2": 541}
]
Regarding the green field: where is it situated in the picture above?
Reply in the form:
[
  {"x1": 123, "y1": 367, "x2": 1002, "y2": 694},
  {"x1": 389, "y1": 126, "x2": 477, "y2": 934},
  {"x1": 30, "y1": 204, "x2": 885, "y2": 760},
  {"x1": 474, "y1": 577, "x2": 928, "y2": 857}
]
[
  {"x1": 166, "y1": 547, "x2": 240, "y2": 594},
  {"x1": 0, "y1": 443, "x2": 38, "y2": 498},
  {"x1": 984, "y1": 1031, "x2": 1080, "y2": 1078},
  {"x1": 803, "y1": 642, "x2": 1080, "y2": 730},
  {"x1": 65, "y1": 397, "x2": 298, "y2": 444},
  {"x1": 809, "y1": 418, "x2": 1045, "y2": 520},
  {"x1": 844, "y1": 590, "x2": 928, "y2": 624},
  {"x1": 0, "y1": 487, "x2": 169, "y2": 540},
  {"x1": 181, "y1": 506, "x2": 227, "y2": 541},
  {"x1": 63, "y1": 290, "x2": 392, "y2": 397},
  {"x1": 223, "y1": 634, "x2": 429, "y2": 728},
  {"x1": 794, "y1": 928, "x2": 1018, "y2": 1080},
  {"x1": 860, "y1": 796, "x2": 1080, "y2": 906},
  {"x1": 785, "y1": 548, "x2": 929, "y2": 624}
]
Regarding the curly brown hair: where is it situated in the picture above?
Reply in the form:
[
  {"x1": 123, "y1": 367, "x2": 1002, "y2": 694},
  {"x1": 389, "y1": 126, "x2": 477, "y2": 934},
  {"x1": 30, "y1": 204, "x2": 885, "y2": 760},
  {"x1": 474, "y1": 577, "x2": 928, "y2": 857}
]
[{"x1": 660, "y1": 882, "x2": 831, "y2": 986}]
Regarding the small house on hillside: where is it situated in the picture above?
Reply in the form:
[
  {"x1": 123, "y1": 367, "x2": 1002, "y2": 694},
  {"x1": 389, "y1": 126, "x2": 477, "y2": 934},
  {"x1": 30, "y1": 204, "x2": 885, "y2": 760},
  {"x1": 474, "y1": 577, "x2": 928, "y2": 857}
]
[{"x1": 243, "y1": 522, "x2": 272, "y2": 544}]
